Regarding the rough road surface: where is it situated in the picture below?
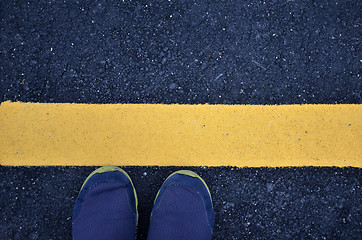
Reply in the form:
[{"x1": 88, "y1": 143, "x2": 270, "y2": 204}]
[{"x1": 0, "y1": 0, "x2": 361, "y2": 239}]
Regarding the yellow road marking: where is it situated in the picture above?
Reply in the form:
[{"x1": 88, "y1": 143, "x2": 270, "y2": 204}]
[{"x1": 0, "y1": 101, "x2": 361, "y2": 167}]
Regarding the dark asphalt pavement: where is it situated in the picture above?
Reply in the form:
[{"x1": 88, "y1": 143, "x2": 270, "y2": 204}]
[
  {"x1": 1, "y1": 0, "x2": 361, "y2": 104},
  {"x1": 1, "y1": 167, "x2": 361, "y2": 239},
  {"x1": 0, "y1": 0, "x2": 361, "y2": 239}
]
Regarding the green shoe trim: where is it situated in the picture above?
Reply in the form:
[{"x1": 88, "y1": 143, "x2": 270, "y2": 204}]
[
  {"x1": 154, "y1": 170, "x2": 212, "y2": 205},
  {"x1": 80, "y1": 166, "x2": 139, "y2": 223}
]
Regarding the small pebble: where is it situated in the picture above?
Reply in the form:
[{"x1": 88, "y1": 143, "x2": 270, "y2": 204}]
[{"x1": 169, "y1": 83, "x2": 178, "y2": 90}]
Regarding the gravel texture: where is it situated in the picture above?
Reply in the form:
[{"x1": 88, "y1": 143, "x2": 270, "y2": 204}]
[
  {"x1": 0, "y1": 0, "x2": 361, "y2": 239},
  {"x1": 1, "y1": 0, "x2": 361, "y2": 104},
  {"x1": 0, "y1": 167, "x2": 361, "y2": 240}
]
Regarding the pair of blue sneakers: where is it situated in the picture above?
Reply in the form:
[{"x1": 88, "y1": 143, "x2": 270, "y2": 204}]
[{"x1": 72, "y1": 166, "x2": 214, "y2": 240}]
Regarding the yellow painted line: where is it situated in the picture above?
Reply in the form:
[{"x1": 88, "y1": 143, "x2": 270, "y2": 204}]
[{"x1": 0, "y1": 101, "x2": 361, "y2": 167}]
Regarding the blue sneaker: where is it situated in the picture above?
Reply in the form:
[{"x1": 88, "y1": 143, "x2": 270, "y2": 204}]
[
  {"x1": 72, "y1": 166, "x2": 138, "y2": 240},
  {"x1": 147, "y1": 170, "x2": 214, "y2": 240}
]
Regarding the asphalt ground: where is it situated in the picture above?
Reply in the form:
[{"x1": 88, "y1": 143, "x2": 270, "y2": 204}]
[
  {"x1": 0, "y1": 0, "x2": 361, "y2": 239},
  {"x1": 0, "y1": 166, "x2": 361, "y2": 240},
  {"x1": 1, "y1": 0, "x2": 361, "y2": 104}
]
